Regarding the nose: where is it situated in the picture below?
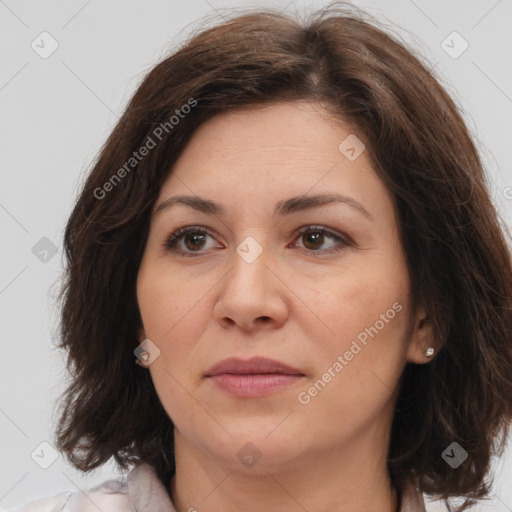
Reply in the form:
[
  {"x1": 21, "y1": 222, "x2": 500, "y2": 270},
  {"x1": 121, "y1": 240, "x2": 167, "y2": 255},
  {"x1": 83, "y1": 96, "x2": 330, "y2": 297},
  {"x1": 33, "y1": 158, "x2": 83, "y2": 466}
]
[{"x1": 212, "y1": 244, "x2": 289, "y2": 332}]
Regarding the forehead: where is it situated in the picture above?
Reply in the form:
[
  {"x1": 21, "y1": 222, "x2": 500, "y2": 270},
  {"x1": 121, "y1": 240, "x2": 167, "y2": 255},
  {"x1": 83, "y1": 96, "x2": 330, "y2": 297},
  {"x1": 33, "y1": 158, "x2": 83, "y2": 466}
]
[
  {"x1": 154, "y1": 101, "x2": 393, "y2": 221},
  {"x1": 177, "y1": 101, "x2": 355, "y2": 161}
]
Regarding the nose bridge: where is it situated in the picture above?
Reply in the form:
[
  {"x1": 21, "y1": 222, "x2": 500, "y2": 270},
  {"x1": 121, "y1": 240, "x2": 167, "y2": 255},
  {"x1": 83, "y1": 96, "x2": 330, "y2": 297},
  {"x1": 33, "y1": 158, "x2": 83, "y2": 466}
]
[
  {"x1": 228, "y1": 234, "x2": 272, "y2": 299},
  {"x1": 213, "y1": 233, "x2": 288, "y2": 330}
]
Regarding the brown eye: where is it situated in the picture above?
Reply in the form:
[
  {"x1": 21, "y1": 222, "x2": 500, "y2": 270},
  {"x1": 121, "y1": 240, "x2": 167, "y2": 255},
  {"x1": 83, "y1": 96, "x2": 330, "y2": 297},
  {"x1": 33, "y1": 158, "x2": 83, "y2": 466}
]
[
  {"x1": 183, "y1": 232, "x2": 207, "y2": 251},
  {"x1": 163, "y1": 224, "x2": 350, "y2": 258},
  {"x1": 293, "y1": 225, "x2": 351, "y2": 255},
  {"x1": 302, "y1": 231, "x2": 325, "y2": 250},
  {"x1": 164, "y1": 227, "x2": 219, "y2": 257}
]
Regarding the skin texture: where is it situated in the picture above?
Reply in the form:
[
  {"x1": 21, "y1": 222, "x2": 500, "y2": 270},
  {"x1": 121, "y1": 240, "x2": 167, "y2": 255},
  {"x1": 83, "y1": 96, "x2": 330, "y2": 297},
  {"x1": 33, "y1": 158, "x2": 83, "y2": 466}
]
[{"x1": 136, "y1": 101, "x2": 435, "y2": 512}]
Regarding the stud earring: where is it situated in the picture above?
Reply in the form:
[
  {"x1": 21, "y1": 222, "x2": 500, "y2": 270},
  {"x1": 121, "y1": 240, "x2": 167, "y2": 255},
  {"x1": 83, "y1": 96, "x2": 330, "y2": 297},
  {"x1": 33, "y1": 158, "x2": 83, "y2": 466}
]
[{"x1": 425, "y1": 347, "x2": 435, "y2": 357}]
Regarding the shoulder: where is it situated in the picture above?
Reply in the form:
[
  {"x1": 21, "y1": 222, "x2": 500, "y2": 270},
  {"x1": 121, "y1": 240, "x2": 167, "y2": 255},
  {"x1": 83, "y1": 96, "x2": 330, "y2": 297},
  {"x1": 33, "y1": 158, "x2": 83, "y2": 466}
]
[{"x1": 3, "y1": 474, "x2": 132, "y2": 512}]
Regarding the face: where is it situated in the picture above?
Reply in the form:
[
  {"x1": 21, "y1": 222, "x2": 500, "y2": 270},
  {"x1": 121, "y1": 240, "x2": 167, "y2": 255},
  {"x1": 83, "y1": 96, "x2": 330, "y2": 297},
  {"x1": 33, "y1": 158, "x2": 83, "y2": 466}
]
[{"x1": 136, "y1": 101, "x2": 431, "y2": 473}]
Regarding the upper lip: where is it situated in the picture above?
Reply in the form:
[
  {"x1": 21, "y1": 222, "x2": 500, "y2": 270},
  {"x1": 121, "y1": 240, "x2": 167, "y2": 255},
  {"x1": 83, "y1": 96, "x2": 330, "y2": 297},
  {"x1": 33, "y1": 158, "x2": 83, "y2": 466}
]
[{"x1": 205, "y1": 357, "x2": 304, "y2": 376}]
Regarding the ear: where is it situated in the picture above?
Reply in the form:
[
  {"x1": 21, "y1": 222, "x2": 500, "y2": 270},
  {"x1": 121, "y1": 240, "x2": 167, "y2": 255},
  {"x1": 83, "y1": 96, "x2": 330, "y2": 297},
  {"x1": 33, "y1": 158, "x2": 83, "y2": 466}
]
[{"x1": 405, "y1": 301, "x2": 437, "y2": 364}]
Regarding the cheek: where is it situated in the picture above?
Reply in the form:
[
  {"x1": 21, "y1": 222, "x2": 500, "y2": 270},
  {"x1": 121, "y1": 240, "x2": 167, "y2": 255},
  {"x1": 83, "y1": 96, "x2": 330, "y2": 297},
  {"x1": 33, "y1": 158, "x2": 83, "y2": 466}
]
[
  {"x1": 136, "y1": 258, "x2": 217, "y2": 377},
  {"x1": 294, "y1": 273, "x2": 411, "y2": 442},
  {"x1": 137, "y1": 257, "x2": 204, "y2": 336},
  {"x1": 305, "y1": 258, "x2": 409, "y2": 342},
  {"x1": 137, "y1": 271, "x2": 208, "y2": 429}
]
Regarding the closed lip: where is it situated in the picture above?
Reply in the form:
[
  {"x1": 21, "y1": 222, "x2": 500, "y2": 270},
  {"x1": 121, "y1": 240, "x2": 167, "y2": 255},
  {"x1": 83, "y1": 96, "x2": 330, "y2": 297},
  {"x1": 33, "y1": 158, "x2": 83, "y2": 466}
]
[{"x1": 205, "y1": 357, "x2": 304, "y2": 377}]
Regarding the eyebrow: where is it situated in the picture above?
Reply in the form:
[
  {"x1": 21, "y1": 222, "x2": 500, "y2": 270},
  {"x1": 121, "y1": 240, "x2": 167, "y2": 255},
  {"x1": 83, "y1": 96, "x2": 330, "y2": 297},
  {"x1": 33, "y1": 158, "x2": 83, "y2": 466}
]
[{"x1": 154, "y1": 193, "x2": 373, "y2": 220}]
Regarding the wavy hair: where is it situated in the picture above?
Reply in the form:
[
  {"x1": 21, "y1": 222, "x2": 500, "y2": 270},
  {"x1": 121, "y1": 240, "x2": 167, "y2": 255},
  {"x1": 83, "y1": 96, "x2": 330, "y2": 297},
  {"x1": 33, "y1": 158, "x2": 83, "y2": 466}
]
[{"x1": 53, "y1": 3, "x2": 512, "y2": 510}]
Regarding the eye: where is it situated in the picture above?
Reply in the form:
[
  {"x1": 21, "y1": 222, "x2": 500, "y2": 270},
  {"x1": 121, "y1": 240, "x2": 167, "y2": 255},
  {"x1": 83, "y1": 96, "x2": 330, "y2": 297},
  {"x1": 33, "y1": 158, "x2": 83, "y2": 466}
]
[
  {"x1": 163, "y1": 226, "x2": 220, "y2": 257},
  {"x1": 163, "y1": 224, "x2": 351, "y2": 258},
  {"x1": 291, "y1": 225, "x2": 351, "y2": 255}
]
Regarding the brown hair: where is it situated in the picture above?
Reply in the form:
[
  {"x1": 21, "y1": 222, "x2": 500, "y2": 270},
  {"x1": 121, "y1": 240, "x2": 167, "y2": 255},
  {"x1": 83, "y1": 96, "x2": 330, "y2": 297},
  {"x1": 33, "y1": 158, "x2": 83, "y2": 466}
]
[{"x1": 53, "y1": 2, "x2": 512, "y2": 510}]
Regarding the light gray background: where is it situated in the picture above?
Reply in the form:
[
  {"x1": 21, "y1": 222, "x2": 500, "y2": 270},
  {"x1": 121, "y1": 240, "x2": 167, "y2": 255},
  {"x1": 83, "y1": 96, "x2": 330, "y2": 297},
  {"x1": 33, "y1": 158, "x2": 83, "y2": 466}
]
[{"x1": 1, "y1": 0, "x2": 511, "y2": 510}]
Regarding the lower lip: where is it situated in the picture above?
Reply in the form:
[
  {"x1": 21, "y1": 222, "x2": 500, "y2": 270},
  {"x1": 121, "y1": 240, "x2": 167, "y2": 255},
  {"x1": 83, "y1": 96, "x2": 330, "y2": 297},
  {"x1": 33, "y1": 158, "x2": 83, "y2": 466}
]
[{"x1": 208, "y1": 373, "x2": 304, "y2": 397}]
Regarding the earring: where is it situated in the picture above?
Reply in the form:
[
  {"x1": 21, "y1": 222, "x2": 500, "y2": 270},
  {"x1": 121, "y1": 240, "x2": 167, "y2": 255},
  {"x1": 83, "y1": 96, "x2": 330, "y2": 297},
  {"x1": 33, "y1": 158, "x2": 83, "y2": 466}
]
[{"x1": 425, "y1": 347, "x2": 435, "y2": 357}]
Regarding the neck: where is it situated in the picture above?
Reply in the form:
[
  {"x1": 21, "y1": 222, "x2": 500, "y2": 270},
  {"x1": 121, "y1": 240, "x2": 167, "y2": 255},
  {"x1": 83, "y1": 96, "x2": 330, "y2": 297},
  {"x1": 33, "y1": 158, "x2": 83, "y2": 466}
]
[{"x1": 169, "y1": 429, "x2": 398, "y2": 512}]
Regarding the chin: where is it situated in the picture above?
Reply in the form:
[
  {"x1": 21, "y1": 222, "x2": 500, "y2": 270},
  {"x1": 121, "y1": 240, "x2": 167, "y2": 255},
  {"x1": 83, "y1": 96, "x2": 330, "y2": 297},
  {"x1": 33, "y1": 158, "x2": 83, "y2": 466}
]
[{"x1": 199, "y1": 423, "x2": 305, "y2": 471}]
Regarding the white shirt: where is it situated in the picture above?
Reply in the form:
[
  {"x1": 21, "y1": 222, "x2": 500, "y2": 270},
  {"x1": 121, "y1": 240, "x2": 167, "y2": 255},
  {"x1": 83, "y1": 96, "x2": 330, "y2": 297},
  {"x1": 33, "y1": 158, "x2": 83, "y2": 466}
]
[{"x1": 4, "y1": 463, "x2": 427, "y2": 512}]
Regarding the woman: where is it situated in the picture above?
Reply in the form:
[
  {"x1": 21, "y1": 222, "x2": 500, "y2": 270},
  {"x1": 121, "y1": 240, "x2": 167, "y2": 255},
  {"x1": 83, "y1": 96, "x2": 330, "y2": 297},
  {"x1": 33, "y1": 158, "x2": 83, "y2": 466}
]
[{"x1": 9, "y1": 2, "x2": 512, "y2": 512}]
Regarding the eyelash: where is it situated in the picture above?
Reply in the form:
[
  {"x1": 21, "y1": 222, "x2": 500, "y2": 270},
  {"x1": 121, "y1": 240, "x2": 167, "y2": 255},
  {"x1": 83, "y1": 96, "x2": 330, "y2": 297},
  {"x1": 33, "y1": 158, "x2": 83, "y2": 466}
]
[{"x1": 162, "y1": 225, "x2": 351, "y2": 258}]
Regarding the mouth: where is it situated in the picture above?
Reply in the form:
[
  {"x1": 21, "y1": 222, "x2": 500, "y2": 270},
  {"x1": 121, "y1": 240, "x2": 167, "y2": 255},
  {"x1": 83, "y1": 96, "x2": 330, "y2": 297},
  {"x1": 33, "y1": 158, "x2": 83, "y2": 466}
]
[{"x1": 205, "y1": 357, "x2": 306, "y2": 397}]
